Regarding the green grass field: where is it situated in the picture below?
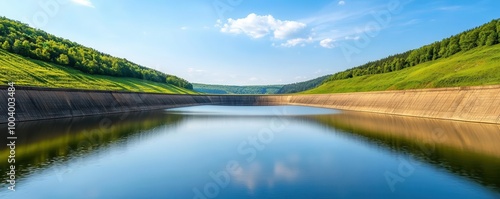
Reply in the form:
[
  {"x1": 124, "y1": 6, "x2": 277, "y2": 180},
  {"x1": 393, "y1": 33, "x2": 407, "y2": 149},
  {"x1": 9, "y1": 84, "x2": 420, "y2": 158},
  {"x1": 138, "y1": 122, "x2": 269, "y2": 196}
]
[
  {"x1": 304, "y1": 45, "x2": 500, "y2": 94},
  {"x1": 0, "y1": 49, "x2": 196, "y2": 94}
]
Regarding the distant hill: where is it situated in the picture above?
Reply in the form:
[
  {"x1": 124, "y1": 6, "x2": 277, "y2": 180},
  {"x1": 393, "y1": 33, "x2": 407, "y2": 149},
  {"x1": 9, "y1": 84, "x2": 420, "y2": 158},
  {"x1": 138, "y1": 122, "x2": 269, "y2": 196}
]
[
  {"x1": 277, "y1": 75, "x2": 329, "y2": 94},
  {"x1": 0, "y1": 16, "x2": 192, "y2": 91},
  {"x1": 193, "y1": 83, "x2": 283, "y2": 94},
  {"x1": 305, "y1": 19, "x2": 500, "y2": 93}
]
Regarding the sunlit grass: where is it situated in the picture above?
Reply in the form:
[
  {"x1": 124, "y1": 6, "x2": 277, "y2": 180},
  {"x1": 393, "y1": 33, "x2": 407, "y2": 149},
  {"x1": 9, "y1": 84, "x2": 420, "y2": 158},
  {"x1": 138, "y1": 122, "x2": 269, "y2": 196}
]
[
  {"x1": 304, "y1": 45, "x2": 500, "y2": 94},
  {"x1": 0, "y1": 49, "x2": 196, "y2": 94}
]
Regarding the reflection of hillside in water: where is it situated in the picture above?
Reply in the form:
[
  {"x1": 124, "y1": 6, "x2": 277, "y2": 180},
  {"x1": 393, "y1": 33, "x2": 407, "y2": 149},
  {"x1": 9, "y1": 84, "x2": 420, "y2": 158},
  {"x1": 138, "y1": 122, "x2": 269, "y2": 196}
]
[
  {"x1": 1, "y1": 107, "x2": 499, "y2": 193},
  {"x1": 0, "y1": 111, "x2": 186, "y2": 186},
  {"x1": 304, "y1": 111, "x2": 500, "y2": 191}
]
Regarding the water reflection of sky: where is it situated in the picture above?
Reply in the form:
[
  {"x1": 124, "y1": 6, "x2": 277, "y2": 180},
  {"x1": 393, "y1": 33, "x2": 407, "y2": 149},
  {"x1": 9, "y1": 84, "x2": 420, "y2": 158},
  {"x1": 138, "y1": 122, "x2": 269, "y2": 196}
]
[
  {"x1": 1, "y1": 106, "x2": 499, "y2": 199},
  {"x1": 229, "y1": 157, "x2": 301, "y2": 192}
]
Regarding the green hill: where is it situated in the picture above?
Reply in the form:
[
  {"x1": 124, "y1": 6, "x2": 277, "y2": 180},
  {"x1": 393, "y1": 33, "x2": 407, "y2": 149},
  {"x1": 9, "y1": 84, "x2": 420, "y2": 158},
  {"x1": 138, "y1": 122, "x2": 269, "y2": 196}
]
[
  {"x1": 0, "y1": 49, "x2": 195, "y2": 94},
  {"x1": 304, "y1": 45, "x2": 500, "y2": 94},
  {"x1": 192, "y1": 83, "x2": 282, "y2": 94},
  {"x1": 277, "y1": 75, "x2": 329, "y2": 94},
  {"x1": 0, "y1": 16, "x2": 193, "y2": 92},
  {"x1": 304, "y1": 19, "x2": 500, "y2": 94}
]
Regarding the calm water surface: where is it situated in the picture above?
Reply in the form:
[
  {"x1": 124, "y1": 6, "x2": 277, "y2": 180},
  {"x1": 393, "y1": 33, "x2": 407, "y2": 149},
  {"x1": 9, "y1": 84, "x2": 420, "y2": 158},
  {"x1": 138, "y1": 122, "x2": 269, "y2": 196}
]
[{"x1": 1, "y1": 105, "x2": 499, "y2": 199}]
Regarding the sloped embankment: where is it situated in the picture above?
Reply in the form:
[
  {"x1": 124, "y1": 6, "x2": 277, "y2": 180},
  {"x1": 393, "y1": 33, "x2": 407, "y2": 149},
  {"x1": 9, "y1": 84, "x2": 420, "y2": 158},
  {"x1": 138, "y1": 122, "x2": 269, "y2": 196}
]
[{"x1": 0, "y1": 85, "x2": 499, "y2": 124}]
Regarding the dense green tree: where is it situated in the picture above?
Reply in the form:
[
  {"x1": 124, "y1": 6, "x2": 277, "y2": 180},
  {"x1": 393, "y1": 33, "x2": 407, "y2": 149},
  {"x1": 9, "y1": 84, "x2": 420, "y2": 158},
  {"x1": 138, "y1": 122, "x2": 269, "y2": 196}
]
[
  {"x1": 486, "y1": 32, "x2": 498, "y2": 46},
  {"x1": 431, "y1": 42, "x2": 440, "y2": 60},
  {"x1": 277, "y1": 75, "x2": 329, "y2": 94},
  {"x1": 43, "y1": 49, "x2": 51, "y2": 61},
  {"x1": 1, "y1": 40, "x2": 10, "y2": 51},
  {"x1": 395, "y1": 58, "x2": 404, "y2": 70},
  {"x1": 497, "y1": 20, "x2": 500, "y2": 42},
  {"x1": 459, "y1": 30, "x2": 478, "y2": 51},
  {"x1": 14, "y1": 40, "x2": 31, "y2": 57},
  {"x1": 476, "y1": 21, "x2": 495, "y2": 46},
  {"x1": 478, "y1": 31, "x2": 489, "y2": 46},
  {"x1": 437, "y1": 38, "x2": 449, "y2": 58},
  {"x1": 12, "y1": 39, "x2": 21, "y2": 54},
  {"x1": 383, "y1": 63, "x2": 391, "y2": 73},
  {"x1": 406, "y1": 50, "x2": 419, "y2": 66},
  {"x1": 447, "y1": 36, "x2": 461, "y2": 57},
  {"x1": 0, "y1": 24, "x2": 5, "y2": 35},
  {"x1": 0, "y1": 16, "x2": 192, "y2": 89},
  {"x1": 56, "y1": 54, "x2": 69, "y2": 65},
  {"x1": 194, "y1": 84, "x2": 283, "y2": 94},
  {"x1": 322, "y1": 19, "x2": 500, "y2": 85}
]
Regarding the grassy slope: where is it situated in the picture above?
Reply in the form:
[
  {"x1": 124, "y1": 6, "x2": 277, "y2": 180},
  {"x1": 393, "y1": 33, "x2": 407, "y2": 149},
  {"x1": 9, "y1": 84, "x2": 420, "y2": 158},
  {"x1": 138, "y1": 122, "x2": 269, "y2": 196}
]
[
  {"x1": 0, "y1": 49, "x2": 196, "y2": 94},
  {"x1": 304, "y1": 45, "x2": 500, "y2": 94}
]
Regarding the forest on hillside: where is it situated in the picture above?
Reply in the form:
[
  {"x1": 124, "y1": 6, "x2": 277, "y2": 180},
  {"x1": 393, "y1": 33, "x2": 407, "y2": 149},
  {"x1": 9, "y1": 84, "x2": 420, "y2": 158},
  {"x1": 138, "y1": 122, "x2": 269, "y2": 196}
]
[
  {"x1": 0, "y1": 17, "x2": 192, "y2": 89},
  {"x1": 193, "y1": 83, "x2": 283, "y2": 94},
  {"x1": 324, "y1": 19, "x2": 500, "y2": 84},
  {"x1": 277, "y1": 75, "x2": 329, "y2": 94}
]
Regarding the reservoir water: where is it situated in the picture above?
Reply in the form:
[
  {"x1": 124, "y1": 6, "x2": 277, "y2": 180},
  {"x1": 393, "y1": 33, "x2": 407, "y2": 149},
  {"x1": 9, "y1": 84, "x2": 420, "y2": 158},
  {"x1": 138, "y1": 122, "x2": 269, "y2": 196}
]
[{"x1": 1, "y1": 105, "x2": 499, "y2": 199}]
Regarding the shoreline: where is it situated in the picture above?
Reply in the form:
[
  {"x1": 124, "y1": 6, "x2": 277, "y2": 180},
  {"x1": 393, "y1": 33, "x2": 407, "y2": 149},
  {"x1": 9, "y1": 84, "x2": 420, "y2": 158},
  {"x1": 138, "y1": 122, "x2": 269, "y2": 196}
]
[{"x1": 1, "y1": 85, "x2": 499, "y2": 124}]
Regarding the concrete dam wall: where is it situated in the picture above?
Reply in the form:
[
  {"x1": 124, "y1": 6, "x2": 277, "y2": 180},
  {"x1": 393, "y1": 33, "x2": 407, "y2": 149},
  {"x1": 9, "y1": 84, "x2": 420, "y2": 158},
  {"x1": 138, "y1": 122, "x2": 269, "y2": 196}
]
[
  {"x1": 1, "y1": 85, "x2": 499, "y2": 124},
  {"x1": 283, "y1": 85, "x2": 500, "y2": 124}
]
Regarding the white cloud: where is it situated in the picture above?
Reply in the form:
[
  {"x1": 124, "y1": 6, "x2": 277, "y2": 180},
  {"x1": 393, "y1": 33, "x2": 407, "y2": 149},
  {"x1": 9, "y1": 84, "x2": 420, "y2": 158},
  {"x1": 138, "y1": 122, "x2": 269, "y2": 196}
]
[
  {"x1": 71, "y1": 0, "x2": 94, "y2": 8},
  {"x1": 281, "y1": 37, "x2": 312, "y2": 47},
  {"x1": 180, "y1": 26, "x2": 188, "y2": 30},
  {"x1": 273, "y1": 21, "x2": 307, "y2": 39},
  {"x1": 319, "y1": 38, "x2": 335, "y2": 48},
  {"x1": 219, "y1": 13, "x2": 306, "y2": 40},
  {"x1": 217, "y1": 3, "x2": 392, "y2": 49}
]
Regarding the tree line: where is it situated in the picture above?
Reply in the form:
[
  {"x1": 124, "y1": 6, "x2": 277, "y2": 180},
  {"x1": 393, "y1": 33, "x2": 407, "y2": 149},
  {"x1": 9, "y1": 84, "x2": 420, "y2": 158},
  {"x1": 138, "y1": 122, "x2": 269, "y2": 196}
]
[
  {"x1": 277, "y1": 75, "x2": 329, "y2": 94},
  {"x1": 192, "y1": 83, "x2": 283, "y2": 94},
  {"x1": 0, "y1": 17, "x2": 192, "y2": 89},
  {"x1": 325, "y1": 19, "x2": 500, "y2": 83}
]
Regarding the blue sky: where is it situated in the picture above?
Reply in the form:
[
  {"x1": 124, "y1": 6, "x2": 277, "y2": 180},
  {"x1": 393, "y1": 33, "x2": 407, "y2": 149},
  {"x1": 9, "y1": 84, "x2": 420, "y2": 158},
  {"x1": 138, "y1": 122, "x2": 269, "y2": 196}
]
[{"x1": 1, "y1": 0, "x2": 500, "y2": 85}]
